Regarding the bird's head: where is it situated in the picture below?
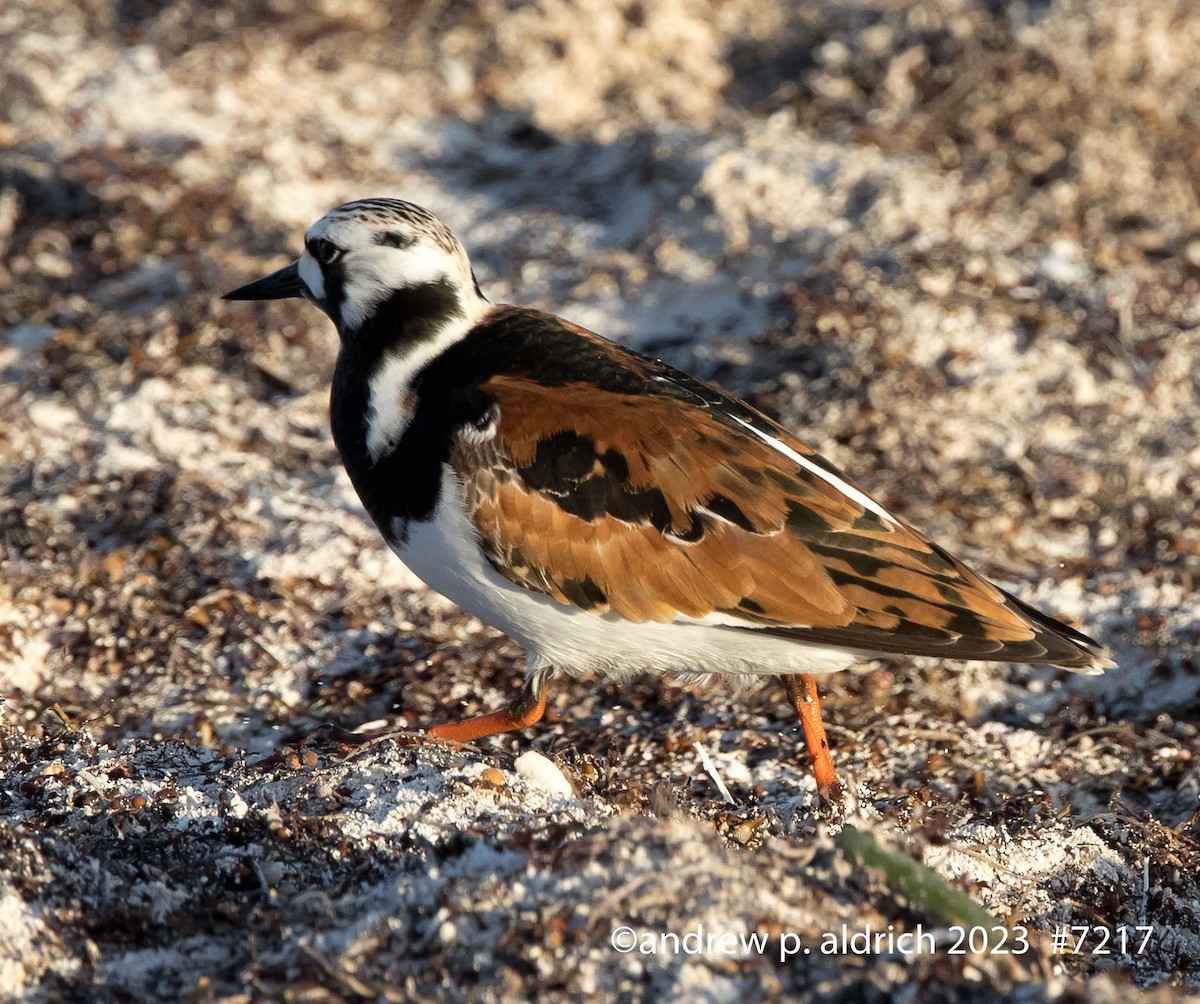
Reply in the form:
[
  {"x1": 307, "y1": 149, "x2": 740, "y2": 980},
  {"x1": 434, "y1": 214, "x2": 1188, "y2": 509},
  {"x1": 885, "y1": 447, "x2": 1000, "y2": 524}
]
[{"x1": 223, "y1": 198, "x2": 487, "y2": 338}]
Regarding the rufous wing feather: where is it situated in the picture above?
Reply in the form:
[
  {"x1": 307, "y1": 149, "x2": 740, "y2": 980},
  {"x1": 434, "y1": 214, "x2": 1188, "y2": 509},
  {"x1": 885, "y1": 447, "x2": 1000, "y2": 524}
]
[{"x1": 444, "y1": 321, "x2": 1108, "y2": 671}]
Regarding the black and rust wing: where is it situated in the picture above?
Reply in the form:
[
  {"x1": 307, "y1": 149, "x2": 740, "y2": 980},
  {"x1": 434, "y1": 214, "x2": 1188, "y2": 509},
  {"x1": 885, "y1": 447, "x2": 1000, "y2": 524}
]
[{"x1": 434, "y1": 309, "x2": 1109, "y2": 671}]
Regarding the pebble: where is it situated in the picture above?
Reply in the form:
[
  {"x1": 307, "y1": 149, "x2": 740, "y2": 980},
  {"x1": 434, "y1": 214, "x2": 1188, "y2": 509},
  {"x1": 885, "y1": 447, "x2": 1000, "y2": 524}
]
[{"x1": 514, "y1": 751, "x2": 573, "y2": 796}]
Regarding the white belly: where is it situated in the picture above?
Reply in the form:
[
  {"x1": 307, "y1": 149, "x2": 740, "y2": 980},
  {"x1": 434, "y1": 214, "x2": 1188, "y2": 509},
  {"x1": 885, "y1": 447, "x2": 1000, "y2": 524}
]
[{"x1": 392, "y1": 468, "x2": 855, "y2": 681}]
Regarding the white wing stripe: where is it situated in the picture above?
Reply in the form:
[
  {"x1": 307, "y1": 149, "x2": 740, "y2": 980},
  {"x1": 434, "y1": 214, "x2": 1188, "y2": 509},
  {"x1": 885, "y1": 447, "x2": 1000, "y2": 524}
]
[{"x1": 730, "y1": 416, "x2": 899, "y2": 526}]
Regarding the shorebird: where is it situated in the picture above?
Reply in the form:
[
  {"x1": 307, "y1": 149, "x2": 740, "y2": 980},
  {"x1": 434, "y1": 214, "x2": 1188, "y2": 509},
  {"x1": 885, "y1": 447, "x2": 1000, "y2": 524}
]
[{"x1": 224, "y1": 198, "x2": 1110, "y2": 794}]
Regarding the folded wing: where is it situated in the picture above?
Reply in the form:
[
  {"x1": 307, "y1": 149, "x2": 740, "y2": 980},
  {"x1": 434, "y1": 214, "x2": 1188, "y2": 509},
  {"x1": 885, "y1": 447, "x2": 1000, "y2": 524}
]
[{"x1": 443, "y1": 317, "x2": 1107, "y2": 671}]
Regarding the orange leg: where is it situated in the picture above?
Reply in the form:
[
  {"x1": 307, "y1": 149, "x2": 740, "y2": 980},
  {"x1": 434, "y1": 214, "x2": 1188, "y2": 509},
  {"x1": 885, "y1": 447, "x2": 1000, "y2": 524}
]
[
  {"x1": 784, "y1": 674, "x2": 839, "y2": 794},
  {"x1": 425, "y1": 676, "x2": 548, "y2": 743}
]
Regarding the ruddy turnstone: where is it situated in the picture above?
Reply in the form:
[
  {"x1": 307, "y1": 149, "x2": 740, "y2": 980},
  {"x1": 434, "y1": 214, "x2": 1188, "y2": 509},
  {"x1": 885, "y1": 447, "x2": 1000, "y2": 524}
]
[{"x1": 224, "y1": 198, "x2": 1111, "y2": 794}]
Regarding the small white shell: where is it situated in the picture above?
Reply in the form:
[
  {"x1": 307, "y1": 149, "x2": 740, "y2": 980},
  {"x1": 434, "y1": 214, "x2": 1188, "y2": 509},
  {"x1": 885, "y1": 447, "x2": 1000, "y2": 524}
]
[{"x1": 514, "y1": 751, "x2": 574, "y2": 796}]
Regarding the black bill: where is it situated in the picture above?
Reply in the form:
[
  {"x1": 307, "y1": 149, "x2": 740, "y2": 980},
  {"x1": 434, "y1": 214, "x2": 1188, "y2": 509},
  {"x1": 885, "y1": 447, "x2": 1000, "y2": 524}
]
[{"x1": 222, "y1": 261, "x2": 306, "y2": 301}]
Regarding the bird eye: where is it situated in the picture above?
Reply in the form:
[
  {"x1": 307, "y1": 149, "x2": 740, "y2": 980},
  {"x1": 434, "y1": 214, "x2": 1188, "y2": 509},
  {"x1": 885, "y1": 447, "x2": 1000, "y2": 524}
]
[{"x1": 308, "y1": 238, "x2": 341, "y2": 266}]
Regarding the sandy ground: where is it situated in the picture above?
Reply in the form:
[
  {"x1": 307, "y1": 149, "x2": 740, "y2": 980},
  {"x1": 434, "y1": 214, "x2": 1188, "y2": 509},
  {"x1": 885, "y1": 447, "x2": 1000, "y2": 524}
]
[{"x1": 2, "y1": 0, "x2": 1199, "y2": 1000}]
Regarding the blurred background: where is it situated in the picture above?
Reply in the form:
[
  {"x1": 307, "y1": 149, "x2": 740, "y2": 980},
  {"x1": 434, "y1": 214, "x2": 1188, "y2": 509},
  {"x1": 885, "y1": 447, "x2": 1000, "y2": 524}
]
[{"x1": 1, "y1": 0, "x2": 1199, "y2": 997}]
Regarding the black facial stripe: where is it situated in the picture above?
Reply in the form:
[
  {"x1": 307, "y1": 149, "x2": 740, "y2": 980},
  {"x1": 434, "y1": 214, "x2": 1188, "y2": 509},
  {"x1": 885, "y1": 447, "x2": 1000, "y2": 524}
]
[
  {"x1": 319, "y1": 258, "x2": 345, "y2": 318},
  {"x1": 336, "y1": 277, "x2": 463, "y2": 357},
  {"x1": 307, "y1": 237, "x2": 340, "y2": 265},
  {"x1": 329, "y1": 277, "x2": 470, "y2": 527}
]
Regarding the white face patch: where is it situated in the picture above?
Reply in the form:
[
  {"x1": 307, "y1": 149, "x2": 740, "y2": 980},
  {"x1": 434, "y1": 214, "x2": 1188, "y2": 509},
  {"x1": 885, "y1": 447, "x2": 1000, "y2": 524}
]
[
  {"x1": 297, "y1": 250, "x2": 324, "y2": 300},
  {"x1": 340, "y1": 243, "x2": 472, "y2": 333},
  {"x1": 302, "y1": 203, "x2": 489, "y2": 333}
]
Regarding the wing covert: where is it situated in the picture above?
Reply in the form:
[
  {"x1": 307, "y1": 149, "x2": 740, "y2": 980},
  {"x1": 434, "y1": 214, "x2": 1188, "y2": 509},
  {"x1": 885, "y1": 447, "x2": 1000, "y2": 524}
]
[
  {"x1": 449, "y1": 374, "x2": 1032, "y2": 653},
  {"x1": 422, "y1": 309, "x2": 1102, "y2": 668}
]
